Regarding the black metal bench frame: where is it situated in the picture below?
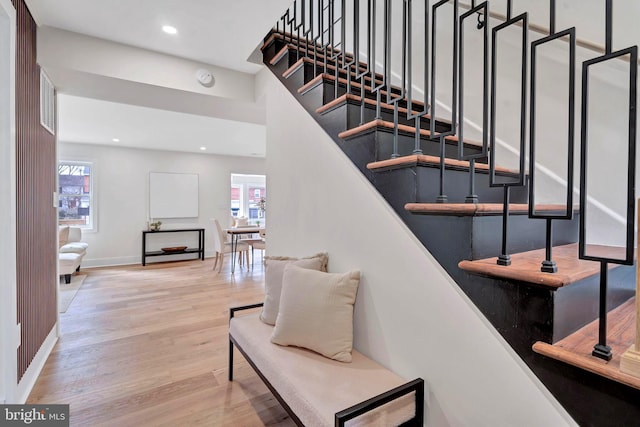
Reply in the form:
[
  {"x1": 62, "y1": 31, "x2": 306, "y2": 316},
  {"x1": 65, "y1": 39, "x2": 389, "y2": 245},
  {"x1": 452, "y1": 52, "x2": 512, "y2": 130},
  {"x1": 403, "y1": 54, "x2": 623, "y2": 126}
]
[{"x1": 229, "y1": 303, "x2": 425, "y2": 427}]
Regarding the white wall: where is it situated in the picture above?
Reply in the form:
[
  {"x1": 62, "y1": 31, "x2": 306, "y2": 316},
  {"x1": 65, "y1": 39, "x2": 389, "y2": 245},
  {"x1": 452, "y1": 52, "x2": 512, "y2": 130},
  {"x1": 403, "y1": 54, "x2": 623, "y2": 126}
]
[
  {"x1": 58, "y1": 142, "x2": 265, "y2": 267},
  {"x1": 262, "y1": 71, "x2": 576, "y2": 426},
  {"x1": 0, "y1": 0, "x2": 15, "y2": 403}
]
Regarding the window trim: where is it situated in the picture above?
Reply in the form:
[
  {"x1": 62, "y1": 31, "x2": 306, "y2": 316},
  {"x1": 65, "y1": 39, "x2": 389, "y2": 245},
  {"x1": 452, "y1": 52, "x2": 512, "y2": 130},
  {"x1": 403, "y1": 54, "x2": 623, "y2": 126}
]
[
  {"x1": 58, "y1": 160, "x2": 97, "y2": 232},
  {"x1": 40, "y1": 69, "x2": 55, "y2": 135}
]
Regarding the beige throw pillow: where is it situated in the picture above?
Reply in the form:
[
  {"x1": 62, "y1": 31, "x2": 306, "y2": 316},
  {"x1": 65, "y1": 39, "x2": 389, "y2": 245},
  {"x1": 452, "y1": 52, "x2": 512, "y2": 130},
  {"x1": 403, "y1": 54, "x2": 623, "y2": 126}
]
[
  {"x1": 260, "y1": 252, "x2": 328, "y2": 325},
  {"x1": 271, "y1": 264, "x2": 360, "y2": 362}
]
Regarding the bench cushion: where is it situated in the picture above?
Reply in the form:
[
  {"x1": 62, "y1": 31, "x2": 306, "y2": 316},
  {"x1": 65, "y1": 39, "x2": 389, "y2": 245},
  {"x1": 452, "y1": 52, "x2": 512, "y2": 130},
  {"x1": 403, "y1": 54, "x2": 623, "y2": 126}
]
[{"x1": 230, "y1": 313, "x2": 415, "y2": 427}]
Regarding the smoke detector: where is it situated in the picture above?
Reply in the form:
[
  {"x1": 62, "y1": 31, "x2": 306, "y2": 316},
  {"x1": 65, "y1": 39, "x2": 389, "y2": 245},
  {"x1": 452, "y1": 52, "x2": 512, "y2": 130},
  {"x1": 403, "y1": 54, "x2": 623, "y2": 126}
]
[{"x1": 196, "y1": 68, "x2": 215, "y2": 87}]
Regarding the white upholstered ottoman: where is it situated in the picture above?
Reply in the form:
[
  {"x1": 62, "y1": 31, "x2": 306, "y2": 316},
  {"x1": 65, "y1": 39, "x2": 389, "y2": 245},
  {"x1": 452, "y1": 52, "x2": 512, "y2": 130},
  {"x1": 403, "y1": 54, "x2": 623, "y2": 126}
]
[{"x1": 59, "y1": 252, "x2": 83, "y2": 284}]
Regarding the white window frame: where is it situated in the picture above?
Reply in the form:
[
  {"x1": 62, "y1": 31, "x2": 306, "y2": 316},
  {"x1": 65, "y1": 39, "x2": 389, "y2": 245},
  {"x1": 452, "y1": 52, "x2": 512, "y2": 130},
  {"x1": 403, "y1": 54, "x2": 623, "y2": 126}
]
[
  {"x1": 58, "y1": 160, "x2": 97, "y2": 232},
  {"x1": 40, "y1": 69, "x2": 55, "y2": 135},
  {"x1": 231, "y1": 174, "x2": 266, "y2": 226}
]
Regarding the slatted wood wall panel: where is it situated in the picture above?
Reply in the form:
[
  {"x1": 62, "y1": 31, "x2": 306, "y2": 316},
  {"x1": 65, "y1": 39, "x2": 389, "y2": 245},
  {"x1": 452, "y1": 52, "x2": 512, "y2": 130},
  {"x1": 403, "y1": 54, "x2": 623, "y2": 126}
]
[{"x1": 12, "y1": 0, "x2": 57, "y2": 382}]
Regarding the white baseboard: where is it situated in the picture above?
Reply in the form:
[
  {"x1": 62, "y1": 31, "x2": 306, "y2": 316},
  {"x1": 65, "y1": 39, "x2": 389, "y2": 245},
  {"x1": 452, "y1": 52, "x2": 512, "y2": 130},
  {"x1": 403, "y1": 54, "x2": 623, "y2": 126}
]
[
  {"x1": 83, "y1": 254, "x2": 215, "y2": 269},
  {"x1": 15, "y1": 325, "x2": 57, "y2": 404},
  {"x1": 82, "y1": 256, "x2": 139, "y2": 268}
]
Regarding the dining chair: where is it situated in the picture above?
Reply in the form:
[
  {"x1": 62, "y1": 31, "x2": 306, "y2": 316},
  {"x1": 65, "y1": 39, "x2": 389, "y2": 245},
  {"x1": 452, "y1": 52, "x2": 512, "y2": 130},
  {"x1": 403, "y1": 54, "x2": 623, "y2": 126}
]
[
  {"x1": 212, "y1": 218, "x2": 250, "y2": 273},
  {"x1": 249, "y1": 229, "x2": 266, "y2": 266}
]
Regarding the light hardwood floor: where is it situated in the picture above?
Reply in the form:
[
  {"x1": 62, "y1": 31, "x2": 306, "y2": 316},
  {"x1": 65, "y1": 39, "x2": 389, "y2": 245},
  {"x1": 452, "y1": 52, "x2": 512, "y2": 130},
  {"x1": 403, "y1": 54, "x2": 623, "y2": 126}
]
[{"x1": 28, "y1": 258, "x2": 294, "y2": 427}]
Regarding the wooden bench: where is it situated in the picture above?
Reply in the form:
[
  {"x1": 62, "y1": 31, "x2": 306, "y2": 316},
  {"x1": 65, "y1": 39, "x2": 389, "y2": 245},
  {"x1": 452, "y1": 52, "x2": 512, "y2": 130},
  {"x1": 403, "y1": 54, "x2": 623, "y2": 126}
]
[{"x1": 229, "y1": 303, "x2": 424, "y2": 426}]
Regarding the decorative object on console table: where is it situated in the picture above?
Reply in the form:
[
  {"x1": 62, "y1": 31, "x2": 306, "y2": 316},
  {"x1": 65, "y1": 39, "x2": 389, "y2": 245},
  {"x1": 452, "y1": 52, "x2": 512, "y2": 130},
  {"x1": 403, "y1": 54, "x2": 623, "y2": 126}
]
[
  {"x1": 149, "y1": 220, "x2": 162, "y2": 231},
  {"x1": 161, "y1": 246, "x2": 188, "y2": 253}
]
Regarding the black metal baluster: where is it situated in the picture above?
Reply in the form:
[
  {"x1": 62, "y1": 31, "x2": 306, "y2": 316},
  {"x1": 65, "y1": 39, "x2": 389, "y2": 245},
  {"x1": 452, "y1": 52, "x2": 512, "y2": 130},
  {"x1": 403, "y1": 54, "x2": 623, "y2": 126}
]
[
  {"x1": 498, "y1": 186, "x2": 511, "y2": 266},
  {"x1": 385, "y1": 0, "x2": 406, "y2": 159},
  {"x1": 320, "y1": 1, "x2": 326, "y2": 71},
  {"x1": 359, "y1": 0, "x2": 373, "y2": 125},
  {"x1": 430, "y1": 0, "x2": 458, "y2": 138},
  {"x1": 579, "y1": 0, "x2": 637, "y2": 361},
  {"x1": 392, "y1": 103, "x2": 399, "y2": 158},
  {"x1": 310, "y1": 0, "x2": 320, "y2": 77},
  {"x1": 303, "y1": 0, "x2": 310, "y2": 57},
  {"x1": 437, "y1": 135, "x2": 447, "y2": 203},
  {"x1": 528, "y1": 0, "x2": 575, "y2": 273},
  {"x1": 330, "y1": 0, "x2": 343, "y2": 100},
  {"x1": 370, "y1": 0, "x2": 385, "y2": 122},
  {"x1": 592, "y1": 262, "x2": 611, "y2": 360},
  {"x1": 406, "y1": 0, "x2": 430, "y2": 155},
  {"x1": 431, "y1": 0, "x2": 458, "y2": 202},
  {"x1": 340, "y1": 0, "x2": 354, "y2": 95},
  {"x1": 459, "y1": 1, "x2": 488, "y2": 204},
  {"x1": 295, "y1": 0, "x2": 302, "y2": 60},
  {"x1": 489, "y1": 12, "x2": 528, "y2": 266}
]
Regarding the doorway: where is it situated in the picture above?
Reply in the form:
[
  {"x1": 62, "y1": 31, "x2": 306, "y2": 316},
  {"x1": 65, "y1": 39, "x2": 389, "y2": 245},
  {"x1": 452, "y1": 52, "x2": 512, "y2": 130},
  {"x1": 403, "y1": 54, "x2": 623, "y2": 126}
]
[{"x1": 230, "y1": 174, "x2": 266, "y2": 227}]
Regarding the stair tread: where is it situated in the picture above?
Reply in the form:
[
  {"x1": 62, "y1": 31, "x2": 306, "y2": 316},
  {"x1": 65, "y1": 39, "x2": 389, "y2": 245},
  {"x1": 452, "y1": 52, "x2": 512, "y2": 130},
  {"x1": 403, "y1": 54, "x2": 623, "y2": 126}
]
[
  {"x1": 268, "y1": 42, "x2": 372, "y2": 78},
  {"x1": 338, "y1": 119, "x2": 480, "y2": 147},
  {"x1": 316, "y1": 93, "x2": 442, "y2": 123},
  {"x1": 367, "y1": 155, "x2": 518, "y2": 174},
  {"x1": 284, "y1": 57, "x2": 382, "y2": 84},
  {"x1": 298, "y1": 74, "x2": 416, "y2": 105},
  {"x1": 264, "y1": 31, "x2": 367, "y2": 68},
  {"x1": 458, "y1": 243, "x2": 625, "y2": 288},
  {"x1": 405, "y1": 203, "x2": 574, "y2": 216},
  {"x1": 533, "y1": 297, "x2": 639, "y2": 391}
]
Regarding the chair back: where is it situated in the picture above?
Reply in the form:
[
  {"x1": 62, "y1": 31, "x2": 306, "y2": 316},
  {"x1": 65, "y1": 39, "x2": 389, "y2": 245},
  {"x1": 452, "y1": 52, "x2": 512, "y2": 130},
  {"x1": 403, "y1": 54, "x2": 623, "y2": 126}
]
[{"x1": 211, "y1": 219, "x2": 226, "y2": 252}]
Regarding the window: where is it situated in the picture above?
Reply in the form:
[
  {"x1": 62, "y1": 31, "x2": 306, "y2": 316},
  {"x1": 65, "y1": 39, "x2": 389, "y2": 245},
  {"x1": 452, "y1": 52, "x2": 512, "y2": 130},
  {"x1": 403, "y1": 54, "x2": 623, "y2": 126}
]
[
  {"x1": 40, "y1": 70, "x2": 55, "y2": 135},
  {"x1": 231, "y1": 174, "x2": 266, "y2": 226},
  {"x1": 58, "y1": 161, "x2": 94, "y2": 230}
]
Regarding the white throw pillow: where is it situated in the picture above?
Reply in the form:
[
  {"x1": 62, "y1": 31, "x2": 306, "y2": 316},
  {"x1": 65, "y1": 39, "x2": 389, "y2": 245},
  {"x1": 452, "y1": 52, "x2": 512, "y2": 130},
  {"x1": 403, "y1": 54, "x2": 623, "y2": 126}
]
[
  {"x1": 260, "y1": 253, "x2": 328, "y2": 325},
  {"x1": 271, "y1": 264, "x2": 360, "y2": 362}
]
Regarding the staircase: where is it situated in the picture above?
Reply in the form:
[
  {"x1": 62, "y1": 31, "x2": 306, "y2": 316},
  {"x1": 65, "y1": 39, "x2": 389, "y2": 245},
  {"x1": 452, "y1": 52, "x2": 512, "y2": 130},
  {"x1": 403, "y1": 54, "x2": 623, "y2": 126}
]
[{"x1": 261, "y1": 1, "x2": 640, "y2": 425}]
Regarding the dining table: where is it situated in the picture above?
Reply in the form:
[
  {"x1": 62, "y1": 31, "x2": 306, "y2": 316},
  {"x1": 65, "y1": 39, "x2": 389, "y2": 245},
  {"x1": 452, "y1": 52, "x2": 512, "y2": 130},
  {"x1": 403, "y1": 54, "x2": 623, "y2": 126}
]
[{"x1": 226, "y1": 226, "x2": 264, "y2": 273}]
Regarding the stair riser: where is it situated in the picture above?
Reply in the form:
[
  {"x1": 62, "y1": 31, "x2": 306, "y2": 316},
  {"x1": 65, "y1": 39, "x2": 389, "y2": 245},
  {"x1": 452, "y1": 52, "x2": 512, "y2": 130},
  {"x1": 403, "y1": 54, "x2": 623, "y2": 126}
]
[
  {"x1": 373, "y1": 166, "x2": 528, "y2": 204},
  {"x1": 341, "y1": 127, "x2": 482, "y2": 164},
  {"x1": 343, "y1": 100, "x2": 452, "y2": 135},
  {"x1": 457, "y1": 265, "x2": 634, "y2": 363},
  {"x1": 261, "y1": 37, "x2": 287, "y2": 64},
  {"x1": 299, "y1": 61, "x2": 403, "y2": 97},
  {"x1": 408, "y1": 212, "x2": 580, "y2": 261},
  {"x1": 270, "y1": 50, "x2": 300, "y2": 84},
  {"x1": 553, "y1": 266, "x2": 635, "y2": 341},
  {"x1": 301, "y1": 76, "x2": 425, "y2": 114}
]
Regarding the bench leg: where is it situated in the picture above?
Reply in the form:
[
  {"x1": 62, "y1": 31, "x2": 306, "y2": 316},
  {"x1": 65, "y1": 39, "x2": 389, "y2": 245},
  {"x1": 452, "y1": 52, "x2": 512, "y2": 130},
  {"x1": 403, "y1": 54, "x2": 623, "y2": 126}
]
[
  {"x1": 228, "y1": 337, "x2": 234, "y2": 381},
  {"x1": 64, "y1": 274, "x2": 71, "y2": 284}
]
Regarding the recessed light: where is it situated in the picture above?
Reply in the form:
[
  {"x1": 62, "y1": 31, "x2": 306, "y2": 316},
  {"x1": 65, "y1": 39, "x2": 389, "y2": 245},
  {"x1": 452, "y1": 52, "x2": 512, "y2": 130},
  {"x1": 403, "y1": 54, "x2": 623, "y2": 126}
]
[
  {"x1": 112, "y1": 138, "x2": 120, "y2": 142},
  {"x1": 162, "y1": 25, "x2": 178, "y2": 35},
  {"x1": 200, "y1": 147, "x2": 207, "y2": 151}
]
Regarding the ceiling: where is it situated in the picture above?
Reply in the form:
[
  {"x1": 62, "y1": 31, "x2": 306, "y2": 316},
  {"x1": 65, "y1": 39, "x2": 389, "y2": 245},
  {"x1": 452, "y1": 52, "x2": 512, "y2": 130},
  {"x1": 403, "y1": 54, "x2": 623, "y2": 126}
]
[
  {"x1": 59, "y1": 95, "x2": 267, "y2": 157},
  {"x1": 25, "y1": 0, "x2": 292, "y2": 157}
]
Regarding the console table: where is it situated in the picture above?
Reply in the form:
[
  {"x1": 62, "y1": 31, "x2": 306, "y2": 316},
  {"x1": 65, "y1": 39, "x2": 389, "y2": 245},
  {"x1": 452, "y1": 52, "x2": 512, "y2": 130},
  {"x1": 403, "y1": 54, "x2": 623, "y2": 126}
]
[{"x1": 141, "y1": 228, "x2": 205, "y2": 266}]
